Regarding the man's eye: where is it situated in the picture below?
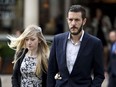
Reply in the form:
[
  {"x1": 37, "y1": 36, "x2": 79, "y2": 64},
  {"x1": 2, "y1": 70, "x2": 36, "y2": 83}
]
[
  {"x1": 69, "y1": 19, "x2": 73, "y2": 21},
  {"x1": 75, "y1": 19, "x2": 79, "y2": 21}
]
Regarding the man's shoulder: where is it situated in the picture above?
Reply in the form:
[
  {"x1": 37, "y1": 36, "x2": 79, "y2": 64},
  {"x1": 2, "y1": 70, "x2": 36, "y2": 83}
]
[
  {"x1": 85, "y1": 32, "x2": 101, "y2": 42},
  {"x1": 54, "y1": 32, "x2": 69, "y2": 39}
]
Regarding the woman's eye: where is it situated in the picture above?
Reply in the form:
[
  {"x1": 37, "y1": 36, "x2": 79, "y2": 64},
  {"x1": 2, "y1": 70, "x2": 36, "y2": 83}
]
[
  {"x1": 25, "y1": 38, "x2": 29, "y2": 41},
  {"x1": 31, "y1": 38, "x2": 35, "y2": 41}
]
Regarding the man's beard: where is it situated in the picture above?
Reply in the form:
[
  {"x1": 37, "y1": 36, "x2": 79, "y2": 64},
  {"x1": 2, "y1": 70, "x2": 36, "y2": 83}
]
[{"x1": 70, "y1": 24, "x2": 83, "y2": 35}]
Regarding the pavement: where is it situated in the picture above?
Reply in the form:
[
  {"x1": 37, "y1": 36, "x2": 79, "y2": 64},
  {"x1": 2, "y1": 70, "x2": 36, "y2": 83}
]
[
  {"x1": 0, "y1": 75, "x2": 12, "y2": 87},
  {"x1": 0, "y1": 74, "x2": 108, "y2": 87}
]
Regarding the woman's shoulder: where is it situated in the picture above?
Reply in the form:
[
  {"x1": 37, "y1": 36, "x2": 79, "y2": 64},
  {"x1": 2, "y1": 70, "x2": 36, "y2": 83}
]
[
  {"x1": 16, "y1": 48, "x2": 28, "y2": 57},
  {"x1": 14, "y1": 48, "x2": 28, "y2": 62}
]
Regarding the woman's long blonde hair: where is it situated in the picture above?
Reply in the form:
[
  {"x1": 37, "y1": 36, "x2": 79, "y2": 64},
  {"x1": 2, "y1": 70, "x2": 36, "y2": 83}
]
[{"x1": 7, "y1": 25, "x2": 49, "y2": 76}]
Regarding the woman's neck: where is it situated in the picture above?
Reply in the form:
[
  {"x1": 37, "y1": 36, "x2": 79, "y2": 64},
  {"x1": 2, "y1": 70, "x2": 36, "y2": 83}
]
[{"x1": 27, "y1": 50, "x2": 38, "y2": 57}]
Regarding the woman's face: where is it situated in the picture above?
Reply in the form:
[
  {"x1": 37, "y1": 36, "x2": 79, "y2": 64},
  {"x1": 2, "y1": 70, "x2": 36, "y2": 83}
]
[{"x1": 25, "y1": 34, "x2": 40, "y2": 51}]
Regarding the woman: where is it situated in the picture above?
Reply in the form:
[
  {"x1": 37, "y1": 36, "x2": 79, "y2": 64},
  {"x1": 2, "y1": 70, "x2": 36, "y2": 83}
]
[{"x1": 7, "y1": 25, "x2": 49, "y2": 87}]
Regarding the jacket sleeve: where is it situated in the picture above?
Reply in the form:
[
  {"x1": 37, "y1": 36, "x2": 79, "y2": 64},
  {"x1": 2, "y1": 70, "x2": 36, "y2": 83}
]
[
  {"x1": 91, "y1": 40, "x2": 105, "y2": 87},
  {"x1": 11, "y1": 48, "x2": 26, "y2": 87},
  {"x1": 42, "y1": 72, "x2": 47, "y2": 87},
  {"x1": 47, "y1": 37, "x2": 58, "y2": 87},
  {"x1": 11, "y1": 59, "x2": 21, "y2": 87}
]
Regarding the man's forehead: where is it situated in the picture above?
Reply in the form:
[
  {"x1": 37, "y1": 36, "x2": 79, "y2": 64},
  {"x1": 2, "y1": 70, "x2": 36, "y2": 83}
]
[{"x1": 68, "y1": 12, "x2": 82, "y2": 18}]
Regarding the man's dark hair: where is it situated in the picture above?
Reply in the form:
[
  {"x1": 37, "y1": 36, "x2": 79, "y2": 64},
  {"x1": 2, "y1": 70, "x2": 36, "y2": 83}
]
[{"x1": 68, "y1": 5, "x2": 86, "y2": 19}]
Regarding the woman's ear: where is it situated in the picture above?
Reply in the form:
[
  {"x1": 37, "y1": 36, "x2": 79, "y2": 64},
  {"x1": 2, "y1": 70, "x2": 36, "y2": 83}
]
[
  {"x1": 38, "y1": 41, "x2": 41, "y2": 43},
  {"x1": 38, "y1": 40, "x2": 41, "y2": 43}
]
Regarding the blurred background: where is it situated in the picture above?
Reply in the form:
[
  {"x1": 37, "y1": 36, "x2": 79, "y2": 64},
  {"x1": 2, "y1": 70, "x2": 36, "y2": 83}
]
[{"x1": 0, "y1": 0, "x2": 116, "y2": 87}]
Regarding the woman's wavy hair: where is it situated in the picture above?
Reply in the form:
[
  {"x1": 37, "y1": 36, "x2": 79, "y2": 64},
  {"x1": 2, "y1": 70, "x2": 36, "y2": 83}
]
[{"x1": 7, "y1": 24, "x2": 49, "y2": 76}]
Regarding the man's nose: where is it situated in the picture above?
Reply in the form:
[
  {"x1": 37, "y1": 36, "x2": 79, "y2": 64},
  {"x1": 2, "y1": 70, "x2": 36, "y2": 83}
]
[{"x1": 72, "y1": 20, "x2": 76, "y2": 25}]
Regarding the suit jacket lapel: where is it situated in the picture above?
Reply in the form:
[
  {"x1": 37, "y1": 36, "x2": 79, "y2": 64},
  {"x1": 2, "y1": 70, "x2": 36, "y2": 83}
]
[
  {"x1": 77, "y1": 33, "x2": 90, "y2": 59},
  {"x1": 70, "y1": 33, "x2": 90, "y2": 75},
  {"x1": 62, "y1": 32, "x2": 70, "y2": 75}
]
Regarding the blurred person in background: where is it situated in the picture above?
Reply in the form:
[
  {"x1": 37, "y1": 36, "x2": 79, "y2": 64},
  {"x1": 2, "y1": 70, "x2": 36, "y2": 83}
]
[
  {"x1": 14, "y1": 29, "x2": 23, "y2": 37},
  {"x1": 7, "y1": 25, "x2": 49, "y2": 87},
  {"x1": 47, "y1": 5, "x2": 104, "y2": 87},
  {"x1": 91, "y1": 8, "x2": 111, "y2": 72},
  {"x1": 107, "y1": 30, "x2": 116, "y2": 87}
]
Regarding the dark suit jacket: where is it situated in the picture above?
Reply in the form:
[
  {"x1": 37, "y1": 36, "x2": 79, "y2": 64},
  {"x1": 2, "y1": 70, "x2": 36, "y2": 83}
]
[
  {"x1": 12, "y1": 48, "x2": 47, "y2": 87},
  {"x1": 47, "y1": 32, "x2": 105, "y2": 87}
]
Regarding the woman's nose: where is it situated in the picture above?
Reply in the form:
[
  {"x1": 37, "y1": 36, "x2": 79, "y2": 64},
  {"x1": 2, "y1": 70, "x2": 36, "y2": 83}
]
[{"x1": 27, "y1": 40, "x2": 31, "y2": 44}]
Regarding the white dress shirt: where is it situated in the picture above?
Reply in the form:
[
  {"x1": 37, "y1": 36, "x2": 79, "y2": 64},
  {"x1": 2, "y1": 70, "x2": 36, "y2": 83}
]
[{"x1": 66, "y1": 30, "x2": 84, "y2": 73}]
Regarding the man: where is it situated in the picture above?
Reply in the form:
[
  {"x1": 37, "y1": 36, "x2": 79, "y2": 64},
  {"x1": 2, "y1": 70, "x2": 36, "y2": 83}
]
[
  {"x1": 109, "y1": 30, "x2": 116, "y2": 44},
  {"x1": 47, "y1": 5, "x2": 105, "y2": 87},
  {"x1": 108, "y1": 30, "x2": 116, "y2": 87}
]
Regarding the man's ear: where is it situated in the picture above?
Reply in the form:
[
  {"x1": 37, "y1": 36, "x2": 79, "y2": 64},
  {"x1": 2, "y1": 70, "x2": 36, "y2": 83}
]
[{"x1": 83, "y1": 18, "x2": 87, "y2": 26}]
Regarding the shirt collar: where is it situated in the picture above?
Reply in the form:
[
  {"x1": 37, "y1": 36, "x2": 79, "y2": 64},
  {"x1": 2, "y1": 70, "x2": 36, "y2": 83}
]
[{"x1": 68, "y1": 30, "x2": 84, "y2": 42}]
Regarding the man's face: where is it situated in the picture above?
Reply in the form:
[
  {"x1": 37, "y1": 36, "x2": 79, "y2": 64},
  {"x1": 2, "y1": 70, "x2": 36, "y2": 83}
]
[
  {"x1": 67, "y1": 12, "x2": 86, "y2": 35},
  {"x1": 109, "y1": 31, "x2": 116, "y2": 43}
]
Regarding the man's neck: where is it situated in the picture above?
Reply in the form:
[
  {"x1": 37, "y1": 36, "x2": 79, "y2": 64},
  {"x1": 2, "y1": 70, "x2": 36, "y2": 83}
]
[{"x1": 71, "y1": 31, "x2": 82, "y2": 43}]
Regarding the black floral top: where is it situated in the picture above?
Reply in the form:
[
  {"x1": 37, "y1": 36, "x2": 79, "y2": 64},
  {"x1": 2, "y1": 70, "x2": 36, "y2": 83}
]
[{"x1": 20, "y1": 55, "x2": 42, "y2": 87}]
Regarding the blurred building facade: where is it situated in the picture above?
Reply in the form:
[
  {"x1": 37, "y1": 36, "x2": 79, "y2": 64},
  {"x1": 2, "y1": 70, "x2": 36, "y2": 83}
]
[
  {"x1": 0, "y1": 0, "x2": 116, "y2": 35},
  {"x1": 0, "y1": 0, "x2": 116, "y2": 74}
]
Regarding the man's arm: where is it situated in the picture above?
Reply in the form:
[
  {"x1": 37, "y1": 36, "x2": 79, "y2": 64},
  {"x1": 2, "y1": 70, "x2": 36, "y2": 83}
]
[
  {"x1": 91, "y1": 39, "x2": 105, "y2": 87},
  {"x1": 47, "y1": 37, "x2": 58, "y2": 87}
]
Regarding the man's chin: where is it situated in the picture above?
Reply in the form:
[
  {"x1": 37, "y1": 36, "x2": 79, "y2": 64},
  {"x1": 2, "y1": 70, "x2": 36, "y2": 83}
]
[
  {"x1": 71, "y1": 28, "x2": 82, "y2": 35},
  {"x1": 71, "y1": 32, "x2": 78, "y2": 35}
]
